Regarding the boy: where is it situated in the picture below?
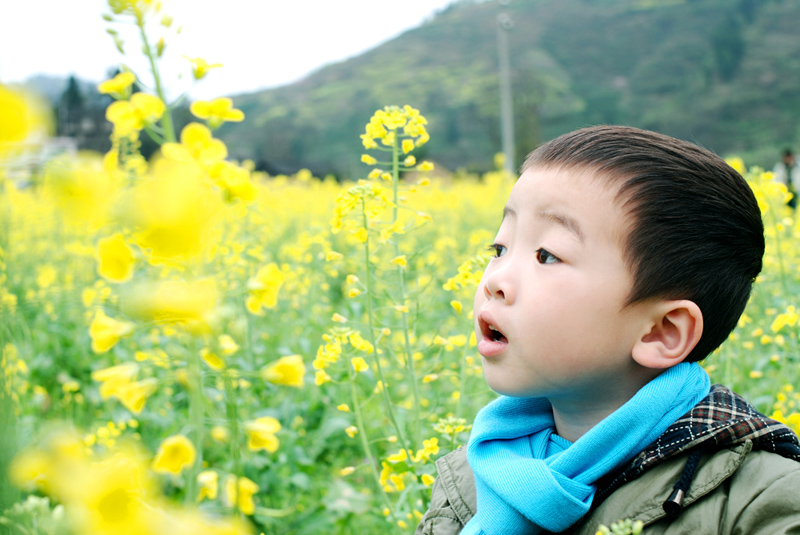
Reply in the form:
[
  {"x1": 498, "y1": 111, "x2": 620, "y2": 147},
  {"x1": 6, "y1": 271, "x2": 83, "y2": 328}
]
[{"x1": 416, "y1": 126, "x2": 800, "y2": 535}]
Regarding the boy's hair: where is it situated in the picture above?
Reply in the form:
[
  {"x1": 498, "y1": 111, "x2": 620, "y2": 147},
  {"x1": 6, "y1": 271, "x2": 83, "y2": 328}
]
[{"x1": 523, "y1": 125, "x2": 764, "y2": 362}]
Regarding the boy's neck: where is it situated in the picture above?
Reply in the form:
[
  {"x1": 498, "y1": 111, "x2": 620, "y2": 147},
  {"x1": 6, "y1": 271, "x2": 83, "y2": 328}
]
[{"x1": 548, "y1": 370, "x2": 662, "y2": 443}]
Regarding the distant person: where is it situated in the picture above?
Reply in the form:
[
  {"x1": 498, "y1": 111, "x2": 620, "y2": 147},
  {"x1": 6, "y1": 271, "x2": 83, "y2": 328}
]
[
  {"x1": 773, "y1": 148, "x2": 800, "y2": 209},
  {"x1": 416, "y1": 126, "x2": 800, "y2": 535}
]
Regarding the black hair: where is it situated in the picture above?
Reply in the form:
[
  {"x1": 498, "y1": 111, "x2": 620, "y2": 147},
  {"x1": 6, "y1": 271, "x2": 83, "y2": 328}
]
[{"x1": 523, "y1": 125, "x2": 764, "y2": 362}]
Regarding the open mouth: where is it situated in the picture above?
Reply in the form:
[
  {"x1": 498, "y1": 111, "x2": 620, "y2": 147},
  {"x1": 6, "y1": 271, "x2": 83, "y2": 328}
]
[
  {"x1": 481, "y1": 320, "x2": 507, "y2": 343},
  {"x1": 488, "y1": 325, "x2": 508, "y2": 343}
]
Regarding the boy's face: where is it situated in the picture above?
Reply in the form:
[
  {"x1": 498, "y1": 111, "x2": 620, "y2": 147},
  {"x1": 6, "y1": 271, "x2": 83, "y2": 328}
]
[{"x1": 474, "y1": 166, "x2": 655, "y2": 402}]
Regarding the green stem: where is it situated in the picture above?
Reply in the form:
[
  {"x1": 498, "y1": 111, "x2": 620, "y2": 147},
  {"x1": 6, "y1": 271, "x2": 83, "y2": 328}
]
[
  {"x1": 136, "y1": 12, "x2": 176, "y2": 143},
  {"x1": 360, "y1": 200, "x2": 415, "y2": 463},
  {"x1": 347, "y1": 356, "x2": 395, "y2": 520},
  {"x1": 391, "y1": 137, "x2": 422, "y2": 447},
  {"x1": 186, "y1": 342, "x2": 205, "y2": 505},
  {"x1": 223, "y1": 371, "x2": 243, "y2": 488}
]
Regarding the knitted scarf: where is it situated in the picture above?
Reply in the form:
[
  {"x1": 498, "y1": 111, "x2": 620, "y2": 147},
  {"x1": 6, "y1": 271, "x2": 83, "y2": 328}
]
[{"x1": 462, "y1": 362, "x2": 711, "y2": 535}]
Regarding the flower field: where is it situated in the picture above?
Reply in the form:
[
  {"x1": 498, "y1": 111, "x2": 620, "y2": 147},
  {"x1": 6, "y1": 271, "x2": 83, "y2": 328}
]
[{"x1": 1, "y1": 2, "x2": 800, "y2": 534}]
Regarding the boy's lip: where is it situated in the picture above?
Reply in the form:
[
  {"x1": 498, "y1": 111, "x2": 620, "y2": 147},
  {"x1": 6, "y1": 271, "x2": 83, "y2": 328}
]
[{"x1": 477, "y1": 310, "x2": 508, "y2": 358}]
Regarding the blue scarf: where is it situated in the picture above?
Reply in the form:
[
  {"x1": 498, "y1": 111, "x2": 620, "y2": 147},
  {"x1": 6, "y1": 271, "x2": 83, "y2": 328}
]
[{"x1": 462, "y1": 362, "x2": 710, "y2": 535}]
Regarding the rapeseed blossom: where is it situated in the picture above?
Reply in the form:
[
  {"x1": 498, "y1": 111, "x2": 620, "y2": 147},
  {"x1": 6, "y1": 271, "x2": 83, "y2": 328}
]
[
  {"x1": 89, "y1": 310, "x2": 135, "y2": 353},
  {"x1": 190, "y1": 97, "x2": 245, "y2": 129},
  {"x1": 96, "y1": 233, "x2": 136, "y2": 282},
  {"x1": 244, "y1": 416, "x2": 281, "y2": 452},
  {"x1": 260, "y1": 355, "x2": 306, "y2": 387},
  {"x1": 152, "y1": 434, "x2": 197, "y2": 475},
  {"x1": 246, "y1": 263, "x2": 285, "y2": 314}
]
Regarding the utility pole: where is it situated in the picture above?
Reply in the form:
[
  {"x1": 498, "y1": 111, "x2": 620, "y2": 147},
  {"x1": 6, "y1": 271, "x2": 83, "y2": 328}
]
[{"x1": 497, "y1": 0, "x2": 515, "y2": 175}]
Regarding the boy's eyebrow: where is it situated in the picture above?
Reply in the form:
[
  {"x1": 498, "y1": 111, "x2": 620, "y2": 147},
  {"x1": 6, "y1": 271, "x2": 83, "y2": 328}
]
[
  {"x1": 503, "y1": 205, "x2": 584, "y2": 244},
  {"x1": 538, "y1": 210, "x2": 585, "y2": 244}
]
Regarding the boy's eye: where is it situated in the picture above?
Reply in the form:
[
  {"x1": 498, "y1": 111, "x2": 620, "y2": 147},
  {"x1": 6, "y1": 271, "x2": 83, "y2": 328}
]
[
  {"x1": 488, "y1": 243, "x2": 507, "y2": 258},
  {"x1": 536, "y1": 248, "x2": 560, "y2": 264}
]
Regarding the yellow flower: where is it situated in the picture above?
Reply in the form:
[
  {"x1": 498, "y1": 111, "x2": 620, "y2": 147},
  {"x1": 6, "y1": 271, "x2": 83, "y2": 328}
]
[
  {"x1": 185, "y1": 56, "x2": 223, "y2": 80},
  {"x1": 423, "y1": 374, "x2": 438, "y2": 383},
  {"x1": 208, "y1": 161, "x2": 257, "y2": 202},
  {"x1": 223, "y1": 475, "x2": 259, "y2": 515},
  {"x1": 391, "y1": 255, "x2": 407, "y2": 267},
  {"x1": 417, "y1": 161, "x2": 434, "y2": 171},
  {"x1": 0, "y1": 84, "x2": 37, "y2": 151},
  {"x1": 422, "y1": 474, "x2": 435, "y2": 486},
  {"x1": 36, "y1": 265, "x2": 57, "y2": 288},
  {"x1": 450, "y1": 300, "x2": 463, "y2": 313},
  {"x1": 244, "y1": 416, "x2": 281, "y2": 453},
  {"x1": 66, "y1": 451, "x2": 157, "y2": 535},
  {"x1": 331, "y1": 313, "x2": 347, "y2": 323},
  {"x1": 116, "y1": 378, "x2": 158, "y2": 414},
  {"x1": 348, "y1": 288, "x2": 361, "y2": 298},
  {"x1": 98, "y1": 72, "x2": 137, "y2": 97},
  {"x1": 218, "y1": 334, "x2": 240, "y2": 356},
  {"x1": 161, "y1": 122, "x2": 227, "y2": 165},
  {"x1": 201, "y1": 348, "x2": 225, "y2": 370},
  {"x1": 96, "y1": 233, "x2": 136, "y2": 283},
  {"x1": 152, "y1": 434, "x2": 197, "y2": 475},
  {"x1": 404, "y1": 155, "x2": 416, "y2": 167},
  {"x1": 197, "y1": 470, "x2": 219, "y2": 501},
  {"x1": 246, "y1": 263, "x2": 285, "y2": 315},
  {"x1": 105, "y1": 93, "x2": 165, "y2": 135},
  {"x1": 89, "y1": 310, "x2": 135, "y2": 353},
  {"x1": 345, "y1": 426, "x2": 358, "y2": 438},
  {"x1": 340, "y1": 467, "x2": 355, "y2": 476},
  {"x1": 190, "y1": 97, "x2": 244, "y2": 129},
  {"x1": 337, "y1": 404, "x2": 350, "y2": 412},
  {"x1": 386, "y1": 449, "x2": 408, "y2": 463},
  {"x1": 361, "y1": 154, "x2": 377, "y2": 165},
  {"x1": 123, "y1": 278, "x2": 218, "y2": 331},
  {"x1": 260, "y1": 355, "x2": 306, "y2": 387},
  {"x1": 210, "y1": 425, "x2": 230, "y2": 442},
  {"x1": 402, "y1": 139, "x2": 415, "y2": 154},
  {"x1": 326, "y1": 250, "x2": 343, "y2": 261},
  {"x1": 351, "y1": 357, "x2": 369, "y2": 373},
  {"x1": 348, "y1": 332, "x2": 373, "y2": 353},
  {"x1": 91, "y1": 362, "x2": 139, "y2": 400}
]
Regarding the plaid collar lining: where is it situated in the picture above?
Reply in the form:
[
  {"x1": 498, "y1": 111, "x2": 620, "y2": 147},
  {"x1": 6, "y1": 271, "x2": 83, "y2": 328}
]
[{"x1": 594, "y1": 383, "x2": 800, "y2": 504}]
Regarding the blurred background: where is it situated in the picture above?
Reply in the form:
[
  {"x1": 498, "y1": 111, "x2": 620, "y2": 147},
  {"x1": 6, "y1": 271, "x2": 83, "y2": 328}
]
[{"x1": 5, "y1": 0, "x2": 800, "y2": 180}]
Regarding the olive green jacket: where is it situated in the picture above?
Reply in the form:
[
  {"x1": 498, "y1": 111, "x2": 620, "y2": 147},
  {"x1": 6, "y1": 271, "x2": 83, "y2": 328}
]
[{"x1": 415, "y1": 441, "x2": 800, "y2": 534}]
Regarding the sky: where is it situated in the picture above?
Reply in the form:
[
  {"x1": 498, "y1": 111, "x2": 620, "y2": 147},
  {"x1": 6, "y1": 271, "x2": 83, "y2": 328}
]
[{"x1": 0, "y1": 0, "x2": 458, "y2": 100}]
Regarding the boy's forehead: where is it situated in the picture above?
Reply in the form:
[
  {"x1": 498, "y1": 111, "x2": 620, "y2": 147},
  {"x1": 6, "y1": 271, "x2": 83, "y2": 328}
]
[{"x1": 509, "y1": 165, "x2": 634, "y2": 245}]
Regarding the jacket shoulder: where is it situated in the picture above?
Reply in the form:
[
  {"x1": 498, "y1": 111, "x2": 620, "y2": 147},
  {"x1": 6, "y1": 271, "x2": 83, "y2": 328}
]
[
  {"x1": 415, "y1": 446, "x2": 476, "y2": 535},
  {"x1": 573, "y1": 442, "x2": 800, "y2": 535}
]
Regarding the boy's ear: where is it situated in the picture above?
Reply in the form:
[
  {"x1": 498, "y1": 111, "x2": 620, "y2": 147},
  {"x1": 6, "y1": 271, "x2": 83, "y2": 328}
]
[{"x1": 631, "y1": 300, "x2": 704, "y2": 369}]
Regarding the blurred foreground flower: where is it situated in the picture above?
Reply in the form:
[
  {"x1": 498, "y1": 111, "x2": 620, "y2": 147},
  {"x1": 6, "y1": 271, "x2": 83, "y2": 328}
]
[
  {"x1": 125, "y1": 159, "x2": 223, "y2": 262},
  {"x1": 89, "y1": 310, "x2": 135, "y2": 353},
  {"x1": 96, "y1": 233, "x2": 137, "y2": 282},
  {"x1": 260, "y1": 355, "x2": 305, "y2": 387},
  {"x1": 197, "y1": 470, "x2": 219, "y2": 501},
  {"x1": 246, "y1": 263, "x2": 285, "y2": 315},
  {"x1": 122, "y1": 278, "x2": 219, "y2": 332},
  {"x1": 152, "y1": 434, "x2": 197, "y2": 475},
  {"x1": 44, "y1": 152, "x2": 122, "y2": 228},
  {"x1": 0, "y1": 83, "x2": 50, "y2": 158},
  {"x1": 92, "y1": 362, "x2": 157, "y2": 414},
  {"x1": 223, "y1": 476, "x2": 259, "y2": 515},
  {"x1": 10, "y1": 430, "x2": 251, "y2": 535},
  {"x1": 244, "y1": 416, "x2": 281, "y2": 453}
]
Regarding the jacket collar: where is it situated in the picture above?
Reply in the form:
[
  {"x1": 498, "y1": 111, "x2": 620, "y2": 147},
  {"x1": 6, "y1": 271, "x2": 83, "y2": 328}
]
[{"x1": 594, "y1": 383, "x2": 800, "y2": 505}]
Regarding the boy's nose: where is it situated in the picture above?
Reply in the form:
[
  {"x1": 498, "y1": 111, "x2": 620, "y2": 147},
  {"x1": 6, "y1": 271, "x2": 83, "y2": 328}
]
[{"x1": 482, "y1": 267, "x2": 514, "y2": 304}]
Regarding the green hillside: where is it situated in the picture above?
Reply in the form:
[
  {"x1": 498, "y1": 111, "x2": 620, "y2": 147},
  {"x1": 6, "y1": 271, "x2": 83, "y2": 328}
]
[{"x1": 218, "y1": 0, "x2": 800, "y2": 177}]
